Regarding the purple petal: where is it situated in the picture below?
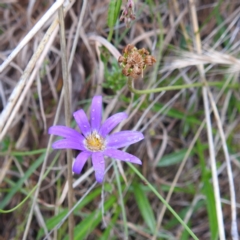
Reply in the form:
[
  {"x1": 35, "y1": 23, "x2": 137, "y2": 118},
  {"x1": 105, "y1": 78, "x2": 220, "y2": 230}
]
[
  {"x1": 52, "y1": 139, "x2": 86, "y2": 151},
  {"x1": 92, "y1": 152, "x2": 105, "y2": 183},
  {"x1": 106, "y1": 131, "x2": 144, "y2": 149},
  {"x1": 91, "y1": 96, "x2": 102, "y2": 131},
  {"x1": 72, "y1": 151, "x2": 91, "y2": 174},
  {"x1": 73, "y1": 109, "x2": 91, "y2": 137},
  {"x1": 99, "y1": 112, "x2": 128, "y2": 137},
  {"x1": 48, "y1": 126, "x2": 84, "y2": 141},
  {"x1": 104, "y1": 149, "x2": 142, "y2": 165}
]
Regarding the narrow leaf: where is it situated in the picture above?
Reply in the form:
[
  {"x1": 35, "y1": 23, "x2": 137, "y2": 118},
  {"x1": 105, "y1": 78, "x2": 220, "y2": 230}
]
[
  {"x1": 0, "y1": 153, "x2": 45, "y2": 209},
  {"x1": 107, "y1": 0, "x2": 117, "y2": 28},
  {"x1": 133, "y1": 183, "x2": 156, "y2": 233}
]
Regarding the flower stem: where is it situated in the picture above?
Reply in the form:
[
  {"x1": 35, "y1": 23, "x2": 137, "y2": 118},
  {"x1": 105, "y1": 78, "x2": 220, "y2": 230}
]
[{"x1": 127, "y1": 77, "x2": 238, "y2": 94}]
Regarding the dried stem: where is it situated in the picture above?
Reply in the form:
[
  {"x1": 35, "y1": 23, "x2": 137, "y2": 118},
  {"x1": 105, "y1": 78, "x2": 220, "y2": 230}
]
[
  {"x1": 68, "y1": 0, "x2": 88, "y2": 70},
  {"x1": 58, "y1": 6, "x2": 74, "y2": 240},
  {"x1": 207, "y1": 90, "x2": 238, "y2": 240},
  {"x1": 0, "y1": 0, "x2": 76, "y2": 141},
  {"x1": 21, "y1": 23, "x2": 59, "y2": 240},
  {"x1": 188, "y1": 0, "x2": 226, "y2": 239},
  {"x1": 0, "y1": 19, "x2": 59, "y2": 140}
]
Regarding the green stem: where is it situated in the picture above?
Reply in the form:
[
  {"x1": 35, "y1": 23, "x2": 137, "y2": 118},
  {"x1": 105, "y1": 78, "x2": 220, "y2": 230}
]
[
  {"x1": 0, "y1": 148, "x2": 46, "y2": 156},
  {"x1": 127, "y1": 78, "x2": 238, "y2": 94},
  {"x1": 107, "y1": 27, "x2": 114, "y2": 42},
  {"x1": 128, "y1": 163, "x2": 199, "y2": 240}
]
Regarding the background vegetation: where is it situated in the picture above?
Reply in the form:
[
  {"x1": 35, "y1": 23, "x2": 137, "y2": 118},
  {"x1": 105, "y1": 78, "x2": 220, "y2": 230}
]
[{"x1": 0, "y1": 0, "x2": 240, "y2": 239}]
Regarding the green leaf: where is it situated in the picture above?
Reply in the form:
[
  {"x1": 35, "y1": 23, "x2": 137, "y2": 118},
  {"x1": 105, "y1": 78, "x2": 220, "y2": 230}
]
[
  {"x1": 157, "y1": 149, "x2": 193, "y2": 167},
  {"x1": 107, "y1": 0, "x2": 122, "y2": 41},
  {"x1": 133, "y1": 183, "x2": 156, "y2": 233},
  {"x1": 107, "y1": 0, "x2": 116, "y2": 28},
  {"x1": 152, "y1": 102, "x2": 202, "y2": 125},
  {"x1": 107, "y1": 0, "x2": 122, "y2": 28},
  {"x1": 114, "y1": 0, "x2": 122, "y2": 23},
  {"x1": 64, "y1": 195, "x2": 116, "y2": 240}
]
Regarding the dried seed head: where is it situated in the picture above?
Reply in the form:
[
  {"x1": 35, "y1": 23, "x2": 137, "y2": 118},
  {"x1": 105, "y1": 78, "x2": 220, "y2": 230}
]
[
  {"x1": 118, "y1": 55, "x2": 125, "y2": 64},
  {"x1": 138, "y1": 48, "x2": 149, "y2": 56},
  {"x1": 122, "y1": 68, "x2": 130, "y2": 77},
  {"x1": 122, "y1": 64, "x2": 131, "y2": 76},
  {"x1": 127, "y1": 51, "x2": 142, "y2": 65},
  {"x1": 145, "y1": 55, "x2": 156, "y2": 66},
  {"x1": 118, "y1": 44, "x2": 156, "y2": 79},
  {"x1": 123, "y1": 44, "x2": 135, "y2": 54}
]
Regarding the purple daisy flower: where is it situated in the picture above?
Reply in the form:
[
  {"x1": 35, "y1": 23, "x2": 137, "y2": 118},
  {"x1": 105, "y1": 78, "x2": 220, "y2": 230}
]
[{"x1": 48, "y1": 96, "x2": 144, "y2": 183}]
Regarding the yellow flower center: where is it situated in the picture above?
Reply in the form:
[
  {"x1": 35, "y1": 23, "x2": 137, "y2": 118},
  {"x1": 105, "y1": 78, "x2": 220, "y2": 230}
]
[{"x1": 85, "y1": 132, "x2": 105, "y2": 151}]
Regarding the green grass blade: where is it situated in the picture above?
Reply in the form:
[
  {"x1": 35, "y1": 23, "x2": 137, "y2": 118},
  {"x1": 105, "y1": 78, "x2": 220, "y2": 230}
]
[
  {"x1": 114, "y1": 0, "x2": 122, "y2": 24},
  {"x1": 37, "y1": 188, "x2": 102, "y2": 239},
  {"x1": 197, "y1": 139, "x2": 218, "y2": 240},
  {"x1": 0, "y1": 148, "x2": 46, "y2": 156},
  {"x1": 107, "y1": 0, "x2": 122, "y2": 28},
  {"x1": 0, "y1": 153, "x2": 45, "y2": 209},
  {"x1": 113, "y1": 161, "x2": 128, "y2": 238},
  {"x1": 128, "y1": 163, "x2": 199, "y2": 240},
  {"x1": 157, "y1": 149, "x2": 192, "y2": 167},
  {"x1": 64, "y1": 195, "x2": 116, "y2": 240},
  {"x1": 132, "y1": 183, "x2": 156, "y2": 233},
  {"x1": 107, "y1": 0, "x2": 122, "y2": 41},
  {"x1": 107, "y1": 0, "x2": 116, "y2": 28}
]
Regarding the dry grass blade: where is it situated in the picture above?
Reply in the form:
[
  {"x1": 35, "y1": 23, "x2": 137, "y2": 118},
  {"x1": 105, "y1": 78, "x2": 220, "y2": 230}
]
[
  {"x1": 163, "y1": 50, "x2": 240, "y2": 72},
  {"x1": 189, "y1": 0, "x2": 226, "y2": 239},
  {"x1": 207, "y1": 90, "x2": 239, "y2": 240},
  {"x1": 152, "y1": 121, "x2": 205, "y2": 240},
  {"x1": 1, "y1": 1, "x2": 240, "y2": 239},
  {"x1": 0, "y1": 18, "x2": 59, "y2": 141},
  {"x1": 88, "y1": 35, "x2": 121, "y2": 60},
  {"x1": 58, "y1": 5, "x2": 74, "y2": 240},
  {"x1": 0, "y1": 0, "x2": 65, "y2": 73}
]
